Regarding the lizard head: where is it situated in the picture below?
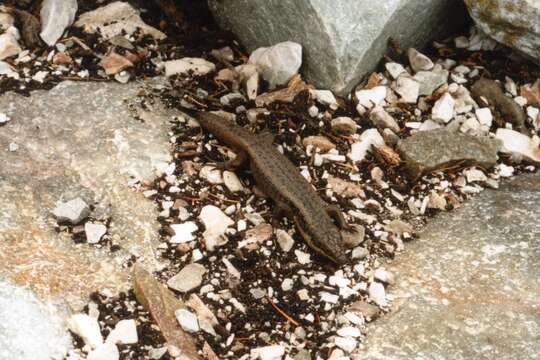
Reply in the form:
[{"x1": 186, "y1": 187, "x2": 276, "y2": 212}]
[
  {"x1": 295, "y1": 217, "x2": 348, "y2": 265},
  {"x1": 318, "y1": 229, "x2": 349, "y2": 265}
]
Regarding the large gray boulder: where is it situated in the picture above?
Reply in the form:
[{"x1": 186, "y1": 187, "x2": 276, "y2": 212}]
[
  {"x1": 465, "y1": 0, "x2": 540, "y2": 63},
  {"x1": 208, "y1": 0, "x2": 467, "y2": 95},
  {"x1": 355, "y1": 173, "x2": 540, "y2": 359}
]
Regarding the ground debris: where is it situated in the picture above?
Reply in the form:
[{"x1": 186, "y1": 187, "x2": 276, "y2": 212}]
[{"x1": 2, "y1": 1, "x2": 538, "y2": 359}]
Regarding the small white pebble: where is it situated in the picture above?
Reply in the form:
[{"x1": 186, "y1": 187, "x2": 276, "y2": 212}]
[
  {"x1": 281, "y1": 278, "x2": 294, "y2": 291},
  {"x1": 294, "y1": 250, "x2": 311, "y2": 264},
  {"x1": 514, "y1": 96, "x2": 527, "y2": 107},
  {"x1": 308, "y1": 105, "x2": 319, "y2": 117},
  {"x1": 475, "y1": 108, "x2": 492, "y2": 127},
  {"x1": 106, "y1": 319, "x2": 138, "y2": 345},
  {"x1": 297, "y1": 289, "x2": 310, "y2": 301},
  {"x1": 66, "y1": 314, "x2": 103, "y2": 349},
  {"x1": 320, "y1": 292, "x2": 339, "y2": 304},
  {"x1": 337, "y1": 326, "x2": 361, "y2": 338},
  {"x1": 8, "y1": 143, "x2": 18, "y2": 152},
  {"x1": 344, "y1": 312, "x2": 364, "y2": 326},
  {"x1": 170, "y1": 222, "x2": 198, "y2": 243},
  {"x1": 175, "y1": 309, "x2": 199, "y2": 333},
  {"x1": 0, "y1": 113, "x2": 10, "y2": 124},
  {"x1": 497, "y1": 163, "x2": 514, "y2": 177},
  {"x1": 334, "y1": 336, "x2": 357, "y2": 353},
  {"x1": 368, "y1": 282, "x2": 387, "y2": 306}
]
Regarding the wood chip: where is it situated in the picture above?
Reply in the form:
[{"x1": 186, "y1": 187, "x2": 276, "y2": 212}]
[
  {"x1": 202, "y1": 342, "x2": 220, "y2": 360},
  {"x1": 132, "y1": 264, "x2": 201, "y2": 360},
  {"x1": 373, "y1": 144, "x2": 401, "y2": 167},
  {"x1": 255, "y1": 74, "x2": 312, "y2": 107}
]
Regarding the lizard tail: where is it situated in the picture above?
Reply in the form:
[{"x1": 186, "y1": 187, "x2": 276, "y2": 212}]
[{"x1": 175, "y1": 106, "x2": 201, "y2": 119}]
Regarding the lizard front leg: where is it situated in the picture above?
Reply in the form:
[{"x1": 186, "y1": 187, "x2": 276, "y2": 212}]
[
  {"x1": 214, "y1": 149, "x2": 248, "y2": 171},
  {"x1": 326, "y1": 205, "x2": 356, "y2": 231}
]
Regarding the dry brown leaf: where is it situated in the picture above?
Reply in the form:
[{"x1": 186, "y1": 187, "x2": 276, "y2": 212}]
[
  {"x1": 365, "y1": 72, "x2": 382, "y2": 89},
  {"x1": 520, "y1": 79, "x2": 540, "y2": 106}
]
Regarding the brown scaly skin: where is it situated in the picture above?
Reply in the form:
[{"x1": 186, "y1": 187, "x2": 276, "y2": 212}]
[{"x1": 194, "y1": 111, "x2": 352, "y2": 265}]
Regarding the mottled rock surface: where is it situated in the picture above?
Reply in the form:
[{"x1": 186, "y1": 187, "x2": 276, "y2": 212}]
[
  {"x1": 356, "y1": 173, "x2": 540, "y2": 359},
  {"x1": 0, "y1": 281, "x2": 72, "y2": 360},
  {"x1": 465, "y1": 0, "x2": 540, "y2": 63},
  {"x1": 74, "y1": 1, "x2": 166, "y2": 40},
  {"x1": 208, "y1": 0, "x2": 467, "y2": 95},
  {"x1": 0, "y1": 80, "x2": 172, "y2": 309}
]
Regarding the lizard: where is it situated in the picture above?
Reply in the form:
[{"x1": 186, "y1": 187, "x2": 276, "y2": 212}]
[{"x1": 189, "y1": 110, "x2": 353, "y2": 265}]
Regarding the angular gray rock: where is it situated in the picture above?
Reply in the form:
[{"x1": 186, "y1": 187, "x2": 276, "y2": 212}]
[
  {"x1": 208, "y1": 0, "x2": 467, "y2": 95},
  {"x1": 465, "y1": 0, "x2": 540, "y2": 63},
  {"x1": 52, "y1": 197, "x2": 90, "y2": 225},
  {"x1": 413, "y1": 68, "x2": 449, "y2": 96},
  {"x1": 369, "y1": 106, "x2": 400, "y2": 133},
  {"x1": 356, "y1": 173, "x2": 540, "y2": 359},
  {"x1": 84, "y1": 222, "x2": 107, "y2": 244},
  {"x1": 397, "y1": 129, "x2": 499, "y2": 179},
  {"x1": 407, "y1": 48, "x2": 434, "y2": 72},
  {"x1": 0, "y1": 80, "x2": 172, "y2": 309}
]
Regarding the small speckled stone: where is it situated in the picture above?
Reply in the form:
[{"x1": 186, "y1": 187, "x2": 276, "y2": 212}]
[
  {"x1": 275, "y1": 232, "x2": 294, "y2": 252},
  {"x1": 331, "y1": 116, "x2": 358, "y2": 135},
  {"x1": 352, "y1": 246, "x2": 369, "y2": 260},
  {"x1": 167, "y1": 264, "x2": 207, "y2": 293}
]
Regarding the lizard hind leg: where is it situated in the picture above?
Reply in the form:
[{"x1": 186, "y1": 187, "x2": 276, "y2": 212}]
[
  {"x1": 270, "y1": 201, "x2": 293, "y2": 228},
  {"x1": 326, "y1": 205, "x2": 356, "y2": 231}
]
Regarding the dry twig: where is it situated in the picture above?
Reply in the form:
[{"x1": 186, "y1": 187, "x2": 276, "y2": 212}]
[{"x1": 266, "y1": 296, "x2": 299, "y2": 326}]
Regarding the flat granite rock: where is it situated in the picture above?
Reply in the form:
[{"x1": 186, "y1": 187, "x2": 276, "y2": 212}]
[
  {"x1": 208, "y1": 0, "x2": 467, "y2": 95},
  {"x1": 0, "y1": 80, "x2": 172, "y2": 310},
  {"x1": 355, "y1": 173, "x2": 540, "y2": 359},
  {"x1": 397, "y1": 128, "x2": 500, "y2": 179}
]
